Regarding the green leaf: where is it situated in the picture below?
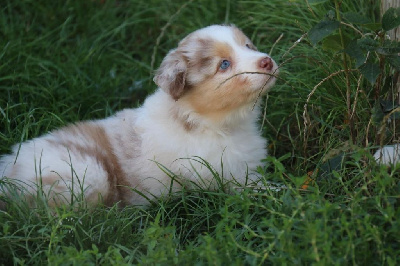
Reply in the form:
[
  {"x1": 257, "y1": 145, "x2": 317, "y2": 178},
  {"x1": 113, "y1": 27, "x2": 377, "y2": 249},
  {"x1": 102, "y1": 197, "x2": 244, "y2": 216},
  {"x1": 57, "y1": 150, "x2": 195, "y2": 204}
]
[
  {"x1": 376, "y1": 40, "x2": 400, "y2": 55},
  {"x1": 322, "y1": 34, "x2": 343, "y2": 52},
  {"x1": 344, "y1": 40, "x2": 366, "y2": 68},
  {"x1": 292, "y1": 174, "x2": 310, "y2": 189},
  {"x1": 363, "y1": 23, "x2": 382, "y2": 31},
  {"x1": 326, "y1": 10, "x2": 336, "y2": 20},
  {"x1": 360, "y1": 62, "x2": 380, "y2": 84},
  {"x1": 343, "y1": 12, "x2": 371, "y2": 24},
  {"x1": 387, "y1": 55, "x2": 400, "y2": 70},
  {"x1": 308, "y1": 20, "x2": 340, "y2": 45},
  {"x1": 390, "y1": 111, "x2": 400, "y2": 120},
  {"x1": 318, "y1": 153, "x2": 345, "y2": 179},
  {"x1": 380, "y1": 99, "x2": 400, "y2": 113},
  {"x1": 148, "y1": 239, "x2": 157, "y2": 251},
  {"x1": 372, "y1": 101, "x2": 385, "y2": 126},
  {"x1": 377, "y1": 47, "x2": 400, "y2": 55},
  {"x1": 374, "y1": 100, "x2": 400, "y2": 122},
  {"x1": 382, "y1": 7, "x2": 400, "y2": 31},
  {"x1": 357, "y1": 37, "x2": 379, "y2": 51}
]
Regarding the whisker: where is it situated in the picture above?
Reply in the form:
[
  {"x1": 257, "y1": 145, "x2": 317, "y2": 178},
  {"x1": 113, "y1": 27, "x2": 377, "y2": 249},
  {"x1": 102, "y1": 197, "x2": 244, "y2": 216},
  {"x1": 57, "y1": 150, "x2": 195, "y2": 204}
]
[{"x1": 215, "y1": 71, "x2": 279, "y2": 91}]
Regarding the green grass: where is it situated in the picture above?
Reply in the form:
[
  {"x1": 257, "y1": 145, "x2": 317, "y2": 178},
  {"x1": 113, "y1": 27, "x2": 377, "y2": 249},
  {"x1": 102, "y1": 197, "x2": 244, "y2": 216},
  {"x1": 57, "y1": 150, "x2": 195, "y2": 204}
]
[{"x1": 0, "y1": 0, "x2": 399, "y2": 265}]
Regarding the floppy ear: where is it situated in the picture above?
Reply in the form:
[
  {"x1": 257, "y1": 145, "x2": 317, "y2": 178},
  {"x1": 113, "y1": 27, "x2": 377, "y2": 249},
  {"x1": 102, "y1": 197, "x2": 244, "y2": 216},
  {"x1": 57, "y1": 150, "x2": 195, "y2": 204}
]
[{"x1": 153, "y1": 49, "x2": 187, "y2": 100}]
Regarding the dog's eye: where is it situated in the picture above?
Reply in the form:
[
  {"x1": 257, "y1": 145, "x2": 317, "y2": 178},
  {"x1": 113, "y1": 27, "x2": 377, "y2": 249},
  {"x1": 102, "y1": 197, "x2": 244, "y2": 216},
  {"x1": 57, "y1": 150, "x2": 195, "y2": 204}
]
[{"x1": 220, "y1": 60, "x2": 231, "y2": 70}]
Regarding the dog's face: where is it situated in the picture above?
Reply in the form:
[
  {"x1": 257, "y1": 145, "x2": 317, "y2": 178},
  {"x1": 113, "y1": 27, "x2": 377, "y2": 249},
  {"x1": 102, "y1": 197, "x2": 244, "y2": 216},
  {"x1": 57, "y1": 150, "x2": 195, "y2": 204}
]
[{"x1": 154, "y1": 25, "x2": 278, "y2": 120}]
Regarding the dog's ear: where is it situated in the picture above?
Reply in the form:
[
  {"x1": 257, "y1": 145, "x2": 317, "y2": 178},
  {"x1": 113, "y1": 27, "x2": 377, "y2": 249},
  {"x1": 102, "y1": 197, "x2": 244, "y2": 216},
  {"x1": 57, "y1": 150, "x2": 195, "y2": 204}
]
[{"x1": 153, "y1": 49, "x2": 187, "y2": 101}]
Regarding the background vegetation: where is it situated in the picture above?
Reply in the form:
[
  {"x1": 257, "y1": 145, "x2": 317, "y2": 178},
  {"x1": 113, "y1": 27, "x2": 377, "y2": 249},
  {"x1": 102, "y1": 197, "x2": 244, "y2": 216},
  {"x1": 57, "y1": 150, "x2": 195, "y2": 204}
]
[{"x1": 0, "y1": 0, "x2": 399, "y2": 264}]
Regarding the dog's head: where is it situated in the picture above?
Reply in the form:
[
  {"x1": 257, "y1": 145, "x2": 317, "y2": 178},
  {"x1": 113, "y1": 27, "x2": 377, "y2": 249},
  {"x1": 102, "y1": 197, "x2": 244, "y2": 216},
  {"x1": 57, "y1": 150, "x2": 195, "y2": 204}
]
[{"x1": 154, "y1": 25, "x2": 278, "y2": 120}]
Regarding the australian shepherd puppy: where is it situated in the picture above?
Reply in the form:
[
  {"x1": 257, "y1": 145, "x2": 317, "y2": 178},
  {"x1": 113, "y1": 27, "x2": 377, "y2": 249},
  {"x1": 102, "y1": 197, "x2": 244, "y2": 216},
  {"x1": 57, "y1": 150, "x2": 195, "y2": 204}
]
[{"x1": 0, "y1": 25, "x2": 278, "y2": 207}]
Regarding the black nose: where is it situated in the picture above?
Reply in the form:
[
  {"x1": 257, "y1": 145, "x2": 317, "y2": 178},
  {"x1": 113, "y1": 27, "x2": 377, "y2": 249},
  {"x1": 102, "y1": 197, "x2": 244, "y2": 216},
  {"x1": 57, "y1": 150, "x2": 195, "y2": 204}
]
[{"x1": 259, "y1": 57, "x2": 273, "y2": 71}]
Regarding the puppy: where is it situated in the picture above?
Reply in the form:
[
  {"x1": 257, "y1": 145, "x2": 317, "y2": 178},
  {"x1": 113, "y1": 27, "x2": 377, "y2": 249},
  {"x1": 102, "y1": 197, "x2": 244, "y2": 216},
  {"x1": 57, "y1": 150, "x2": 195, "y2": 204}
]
[{"x1": 0, "y1": 25, "x2": 278, "y2": 207}]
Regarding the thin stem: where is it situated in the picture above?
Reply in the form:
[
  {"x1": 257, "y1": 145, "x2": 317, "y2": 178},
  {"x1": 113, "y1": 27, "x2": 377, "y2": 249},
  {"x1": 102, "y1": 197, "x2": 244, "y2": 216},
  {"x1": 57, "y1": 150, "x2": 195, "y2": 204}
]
[{"x1": 335, "y1": 0, "x2": 355, "y2": 144}]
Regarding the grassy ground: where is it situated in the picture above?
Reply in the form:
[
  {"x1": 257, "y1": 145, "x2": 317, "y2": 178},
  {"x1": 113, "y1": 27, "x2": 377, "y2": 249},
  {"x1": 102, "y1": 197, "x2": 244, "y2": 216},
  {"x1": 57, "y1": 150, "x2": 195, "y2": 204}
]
[{"x1": 0, "y1": 0, "x2": 399, "y2": 264}]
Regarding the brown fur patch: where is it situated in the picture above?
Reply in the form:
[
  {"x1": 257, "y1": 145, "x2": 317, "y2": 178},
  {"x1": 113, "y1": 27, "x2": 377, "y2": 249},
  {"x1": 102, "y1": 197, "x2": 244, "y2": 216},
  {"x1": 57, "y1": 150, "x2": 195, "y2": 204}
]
[
  {"x1": 187, "y1": 40, "x2": 235, "y2": 80},
  {"x1": 47, "y1": 123, "x2": 130, "y2": 206},
  {"x1": 185, "y1": 39, "x2": 215, "y2": 71},
  {"x1": 154, "y1": 50, "x2": 187, "y2": 100},
  {"x1": 185, "y1": 38, "x2": 234, "y2": 73},
  {"x1": 232, "y1": 26, "x2": 247, "y2": 46},
  {"x1": 183, "y1": 75, "x2": 253, "y2": 120},
  {"x1": 213, "y1": 42, "x2": 234, "y2": 61},
  {"x1": 114, "y1": 134, "x2": 134, "y2": 160},
  {"x1": 169, "y1": 71, "x2": 186, "y2": 100}
]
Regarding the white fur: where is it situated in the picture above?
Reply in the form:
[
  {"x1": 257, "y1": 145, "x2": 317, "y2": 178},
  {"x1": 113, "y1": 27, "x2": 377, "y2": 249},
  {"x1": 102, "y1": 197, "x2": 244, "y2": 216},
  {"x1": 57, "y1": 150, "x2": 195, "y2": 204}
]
[
  {"x1": 374, "y1": 145, "x2": 400, "y2": 165},
  {"x1": 0, "y1": 25, "x2": 278, "y2": 207}
]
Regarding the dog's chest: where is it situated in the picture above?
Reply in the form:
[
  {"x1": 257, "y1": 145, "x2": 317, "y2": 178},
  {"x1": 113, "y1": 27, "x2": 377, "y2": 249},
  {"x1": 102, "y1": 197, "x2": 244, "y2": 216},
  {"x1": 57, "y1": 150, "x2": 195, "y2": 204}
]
[
  {"x1": 107, "y1": 102, "x2": 267, "y2": 183},
  {"x1": 139, "y1": 121, "x2": 266, "y2": 181}
]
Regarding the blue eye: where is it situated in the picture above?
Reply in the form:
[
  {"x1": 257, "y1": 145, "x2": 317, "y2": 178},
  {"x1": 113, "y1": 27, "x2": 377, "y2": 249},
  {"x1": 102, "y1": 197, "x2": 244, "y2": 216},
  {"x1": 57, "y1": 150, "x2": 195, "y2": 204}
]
[{"x1": 220, "y1": 60, "x2": 231, "y2": 70}]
